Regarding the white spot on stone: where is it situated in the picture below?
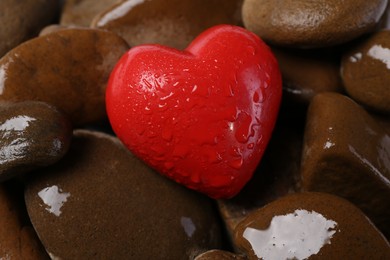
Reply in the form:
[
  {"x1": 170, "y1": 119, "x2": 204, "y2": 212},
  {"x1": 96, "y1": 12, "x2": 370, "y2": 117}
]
[{"x1": 38, "y1": 185, "x2": 70, "y2": 217}]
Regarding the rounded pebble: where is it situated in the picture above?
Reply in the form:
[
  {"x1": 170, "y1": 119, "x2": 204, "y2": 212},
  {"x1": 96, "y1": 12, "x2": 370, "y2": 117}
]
[
  {"x1": 242, "y1": 0, "x2": 388, "y2": 48},
  {"x1": 0, "y1": 101, "x2": 72, "y2": 182},
  {"x1": 0, "y1": 28, "x2": 129, "y2": 126},
  {"x1": 25, "y1": 130, "x2": 222, "y2": 259},
  {"x1": 341, "y1": 30, "x2": 390, "y2": 114}
]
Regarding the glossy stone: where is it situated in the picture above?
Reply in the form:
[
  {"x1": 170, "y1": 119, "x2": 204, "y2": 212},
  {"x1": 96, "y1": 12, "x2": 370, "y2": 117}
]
[
  {"x1": 272, "y1": 46, "x2": 344, "y2": 104},
  {"x1": 91, "y1": 0, "x2": 243, "y2": 49},
  {"x1": 60, "y1": 0, "x2": 120, "y2": 27},
  {"x1": 0, "y1": 28, "x2": 129, "y2": 126},
  {"x1": 301, "y1": 93, "x2": 390, "y2": 238},
  {"x1": 234, "y1": 192, "x2": 390, "y2": 260},
  {"x1": 25, "y1": 130, "x2": 222, "y2": 259},
  {"x1": 0, "y1": 101, "x2": 72, "y2": 182},
  {"x1": 242, "y1": 0, "x2": 388, "y2": 48},
  {"x1": 195, "y1": 250, "x2": 246, "y2": 260},
  {"x1": 341, "y1": 30, "x2": 390, "y2": 114},
  {"x1": 0, "y1": 0, "x2": 60, "y2": 57},
  {"x1": 0, "y1": 181, "x2": 49, "y2": 259}
]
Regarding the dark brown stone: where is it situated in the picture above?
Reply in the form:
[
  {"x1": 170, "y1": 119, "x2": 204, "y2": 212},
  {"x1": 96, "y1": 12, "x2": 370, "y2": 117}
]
[
  {"x1": 341, "y1": 30, "x2": 390, "y2": 114},
  {"x1": 0, "y1": 181, "x2": 49, "y2": 259},
  {"x1": 272, "y1": 46, "x2": 344, "y2": 104},
  {"x1": 195, "y1": 249, "x2": 246, "y2": 260},
  {"x1": 0, "y1": 0, "x2": 60, "y2": 57},
  {"x1": 234, "y1": 192, "x2": 390, "y2": 260},
  {"x1": 0, "y1": 28, "x2": 129, "y2": 126},
  {"x1": 25, "y1": 130, "x2": 222, "y2": 259},
  {"x1": 0, "y1": 101, "x2": 72, "y2": 182},
  {"x1": 91, "y1": 0, "x2": 243, "y2": 49},
  {"x1": 60, "y1": 0, "x2": 120, "y2": 27},
  {"x1": 242, "y1": 0, "x2": 388, "y2": 48},
  {"x1": 301, "y1": 92, "x2": 390, "y2": 238}
]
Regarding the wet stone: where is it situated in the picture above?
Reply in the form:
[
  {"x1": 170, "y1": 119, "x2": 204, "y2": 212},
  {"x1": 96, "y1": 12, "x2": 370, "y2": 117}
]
[
  {"x1": 234, "y1": 192, "x2": 390, "y2": 260},
  {"x1": 25, "y1": 130, "x2": 222, "y2": 259},
  {"x1": 242, "y1": 0, "x2": 388, "y2": 48},
  {"x1": 0, "y1": 181, "x2": 49, "y2": 259},
  {"x1": 60, "y1": 0, "x2": 120, "y2": 27},
  {"x1": 0, "y1": 28, "x2": 129, "y2": 126},
  {"x1": 0, "y1": 101, "x2": 72, "y2": 182},
  {"x1": 91, "y1": 0, "x2": 243, "y2": 49},
  {"x1": 272, "y1": 46, "x2": 344, "y2": 104},
  {"x1": 0, "y1": 0, "x2": 60, "y2": 57},
  {"x1": 195, "y1": 249, "x2": 246, "y2": 260},
  {"x1": 341, "y1": 30, "x2": 390, "y2": 114},
  {"x1": 301, "y1": 93, "x2": 390, "y2": 238}
]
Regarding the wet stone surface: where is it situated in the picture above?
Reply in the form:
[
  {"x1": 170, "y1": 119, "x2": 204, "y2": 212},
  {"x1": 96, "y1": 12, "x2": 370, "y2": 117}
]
[
  {"x1": 0, "y1": 101, "x2": 72, "y2": 182},
  {"x1": 91, "y1": 0, "x2": 244, "y2": 49},
  {"x1": 0, "y1": 28, "x2": 129, "y2": 126},
  {"x1": 25, "y1": 130, "x2": 222, "y2": 259},
  {"x1": 301, "y1": 92, "x2": 390, "y2": 238},
  {"x1": 242, "y1": 0, "x2": 388, "y2": 48},
  {"x1": 342, "y1": 30, "x2": 390, "y2": 114},
  {"x1": 234, "y1": 192, "x2": 390, "y2": 260}
]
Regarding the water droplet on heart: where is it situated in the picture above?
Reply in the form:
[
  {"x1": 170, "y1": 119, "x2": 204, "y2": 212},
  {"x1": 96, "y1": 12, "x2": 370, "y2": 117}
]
[
  {"x1": 190, "y1": 172, "x2": 201, "y2": 183},
  {"x1": 173, "y1": 144, "x2": 189, "y2": 158},
  {"x1": 144, "y1": 105, "x2": 152, "y2": 114},
  {"x1": 151, "y1": 145, "x2": 165, "y2": 157},
  {"x1": 162, "y1": 127, "x2": 173, "y2": 141},
  {"x1": 235, "y1": 111, "x2": 252, "y2": 143},
  {"x1": 247, "y1": 143, "x2": 255, "y2": 149},
  {"x1": 247, "y1": 45, "x2": 256, "y2": 56},
  {"x1": 206, "y1": 150, "x2": 222, "y2": 164},
  {"x1": 229, "y1": 156, "x2": 243, "y2": 169}
]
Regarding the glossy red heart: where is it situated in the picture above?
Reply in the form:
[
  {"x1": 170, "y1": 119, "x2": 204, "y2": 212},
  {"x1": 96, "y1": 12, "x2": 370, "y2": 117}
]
[{"x1": 106, "y1": 25, "x2": 282, "y2": 199}]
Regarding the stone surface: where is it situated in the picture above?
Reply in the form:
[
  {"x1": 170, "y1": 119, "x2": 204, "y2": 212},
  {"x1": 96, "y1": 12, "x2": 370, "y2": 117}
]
[
  {"x1": 91, "y1": 0, "x2": 243, "y2": 49},
  {"x1": 60, "y1": 0, "x2": 120, "y2": 27},
  {"x1": 0, "y1": 101, "x2": 72, "y2": 182},
  {"x1": 341, "y1": 30, "x2": 390, "y2": 114},
  {"x1": 242, "y1": 0, "x2": 388, "y2": 48},
  {"x1": 195, "y1": 249, "x2": 246, "y2": 260},
  {"x1": 0, "y1": 181, "x2": 49, "y2": 259},
  {"x1": 272, "y1": 46, "x2": 344, "y2": 104},
  {"x1": 234, "y1": 192, "x2": 390, "y2": 260},
  {"x1": 0, "y1": 0, "x2": 60, "y2": 57},
  {"x1": 25, "y1": 130, "x2": 222, "y2": 259},
  {"x1": 301, "y1": 93, "x2": 390, "y2": 238},
  {"x1": 0, "y1": 28, "x2": 129, "y2": 126}
]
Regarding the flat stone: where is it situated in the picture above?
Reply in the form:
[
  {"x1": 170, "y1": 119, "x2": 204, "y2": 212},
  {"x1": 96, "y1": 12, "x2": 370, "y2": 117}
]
[
  {"x1": 60, "y1": 0, "x2": 120, "y2": 27},
  {"x1": 0, "y1": 28, "x2": 129, "y2": 126},
  {"x1": 242, "y1": 0, "x2": 388, "y2": 48},
  {"x1": 341, "y1": 30, "x2": 390, "y2": 114},
  {"x1": 91, "y1": 0, "x2": 243, "y2": 49},
  {"x1": 0, "y1": 101, "x2": 72, "y2": 182},
  {"x1": 0, "y1": 0, "x2": 60, "y2": 57},
  {"x1": 301, "y1": 92, "x2": 390, "y2": 238},
  {"x1": 234, "y1": 192, "x2": 390, "y2": 259},
  {"x1": 0, "y1": 181, "x2": 49, "y2": 259},
  {"x1": 272, "y1": 46, "x2": 343, "y2": 104},
  {"x1": 25, "y1": 130, "x2": 222, "y2": 259}
]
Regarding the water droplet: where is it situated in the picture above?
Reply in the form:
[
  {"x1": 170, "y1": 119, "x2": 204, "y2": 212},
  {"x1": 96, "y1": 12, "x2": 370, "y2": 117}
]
[
  {"x1": 164, "y1": 161, "x2": 175, "y2": 170},
  {"x1": 234, "y1": 112, "x2": 252, "y2": 144},
  {"x1": 173, "y1": 144, "x2": 189, "y2": 158},
  {"x1": 247, "y1": 45, "x2": 256, "y2": 55},
  {"x1": 229, "y1": 156, "x2": 243, "y2": 169},
  {"x1": 144, "y1": 105, "x2": 152, "y2": 114},
  {"x1": 190, "y1": 172, "x2": 201, "y2": 183},
  {"x1": 247, "y1": 143, "x2": 255, "y2": 149},
  {"x1": 162, "y1": 127, "x2": 173, "y2": 141},
  {"x1": 151, "y1": 145, "x2": 165, "y2": 156}
]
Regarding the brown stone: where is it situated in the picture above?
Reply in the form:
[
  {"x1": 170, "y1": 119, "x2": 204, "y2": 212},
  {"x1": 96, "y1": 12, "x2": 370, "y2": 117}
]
[
  {"x1": 0, "y1": 28, "x2": 129, "y2": 126},
  {"x1": 301, "y1": 92, "x2": 390, "y2": 238},
  {"x1": 60, "y1": 0, "x2": 120, "y2": 27},
  {"x1": 272, "y1": 46, "x2": 344, "y2": 104},
  {"x1": 91, "y1": 0, "x2": 243, "y2": 49},
  {"x1": 0, "y1": 101, "x2": 72, "y2": 182},
  {"x1": 0, "y1": 181, "x2": 49, "y2": 259},
  {"x1": 0, "y1": 0, "x2": 60, "y2": 57},
  {"x1": 195, "y1": 250, "x2": 246, "y2": 260},
  {"x1": 242, "y1": 0, "x2": 388, "y2": 48},
  {"x1": 25, "y1": 130, "x2": 222, "y2": 259},
  {"x1": 234, "y1": 192, "x2": 390, "y2": 259},
  {"x1": 341, "y1": 30, "x2": 390, "y2": 114}
]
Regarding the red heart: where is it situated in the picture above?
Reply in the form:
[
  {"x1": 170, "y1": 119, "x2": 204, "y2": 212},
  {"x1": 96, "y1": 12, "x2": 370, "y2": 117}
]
[{"x1": 106, "y1": 25, "x2": 282, "y2": 199}]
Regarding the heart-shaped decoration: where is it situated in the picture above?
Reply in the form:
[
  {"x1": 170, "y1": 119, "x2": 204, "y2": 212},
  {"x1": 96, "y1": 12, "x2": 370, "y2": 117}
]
[{"x1": 106, "y1": 25, "x2": 282, "y2": 198}]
